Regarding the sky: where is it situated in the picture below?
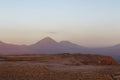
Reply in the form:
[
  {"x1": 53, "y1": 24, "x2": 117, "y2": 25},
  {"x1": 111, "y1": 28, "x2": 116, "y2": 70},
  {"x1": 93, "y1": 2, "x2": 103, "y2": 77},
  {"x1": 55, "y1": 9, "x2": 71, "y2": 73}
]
[{"x1": 0, "y1": 0, "x2": 120, "y2": 47}]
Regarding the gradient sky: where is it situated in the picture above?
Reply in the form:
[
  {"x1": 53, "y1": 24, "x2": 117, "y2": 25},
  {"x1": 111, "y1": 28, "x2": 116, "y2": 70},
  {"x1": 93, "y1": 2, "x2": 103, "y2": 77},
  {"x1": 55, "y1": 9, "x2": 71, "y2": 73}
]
[{"x1": 0, "y1": 0, "x2": 120, "y2": 47}]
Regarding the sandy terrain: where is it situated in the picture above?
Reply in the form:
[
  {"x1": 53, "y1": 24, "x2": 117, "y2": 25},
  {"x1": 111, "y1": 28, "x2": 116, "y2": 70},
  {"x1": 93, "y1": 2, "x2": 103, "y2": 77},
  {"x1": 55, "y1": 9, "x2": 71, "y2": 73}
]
[{"x1": 0, "y1": 54, "x2": 120, "y2": 80}]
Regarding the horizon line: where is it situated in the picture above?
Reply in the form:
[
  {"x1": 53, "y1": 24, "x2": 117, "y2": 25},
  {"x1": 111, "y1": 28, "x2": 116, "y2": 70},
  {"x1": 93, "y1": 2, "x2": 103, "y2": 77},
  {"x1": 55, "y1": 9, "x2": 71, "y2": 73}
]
[{"x1": 0, "y1": 36, "x2": 119, "y2": 48}]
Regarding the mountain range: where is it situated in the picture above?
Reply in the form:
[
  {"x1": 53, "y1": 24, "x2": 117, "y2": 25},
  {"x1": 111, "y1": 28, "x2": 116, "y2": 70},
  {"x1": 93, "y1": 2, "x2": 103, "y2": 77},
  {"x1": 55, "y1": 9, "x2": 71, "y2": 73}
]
[{"x1": 0, "y1": 37, "x2": 120, "y2": 62}]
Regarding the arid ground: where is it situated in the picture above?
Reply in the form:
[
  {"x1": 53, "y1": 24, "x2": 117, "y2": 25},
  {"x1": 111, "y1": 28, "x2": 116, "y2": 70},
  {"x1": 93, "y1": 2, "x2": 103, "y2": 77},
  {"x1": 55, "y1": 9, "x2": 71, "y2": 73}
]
[{"x1": 0, "y1": 54, "x2": 120, "y2": 80}]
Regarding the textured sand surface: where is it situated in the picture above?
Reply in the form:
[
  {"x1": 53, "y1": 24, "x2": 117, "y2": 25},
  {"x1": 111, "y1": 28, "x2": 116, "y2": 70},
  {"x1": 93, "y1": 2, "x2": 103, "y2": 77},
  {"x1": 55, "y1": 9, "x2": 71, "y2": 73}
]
[{"x1": 0, "y1": 54, "x2": 120, "y2": 80}]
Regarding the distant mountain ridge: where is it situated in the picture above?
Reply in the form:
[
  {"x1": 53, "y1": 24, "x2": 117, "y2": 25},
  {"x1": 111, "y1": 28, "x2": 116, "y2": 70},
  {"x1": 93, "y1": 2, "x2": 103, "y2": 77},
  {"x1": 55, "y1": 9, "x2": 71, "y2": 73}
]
[{"x1": 0, "y1": 37, "x2": 120, "y2": 62}]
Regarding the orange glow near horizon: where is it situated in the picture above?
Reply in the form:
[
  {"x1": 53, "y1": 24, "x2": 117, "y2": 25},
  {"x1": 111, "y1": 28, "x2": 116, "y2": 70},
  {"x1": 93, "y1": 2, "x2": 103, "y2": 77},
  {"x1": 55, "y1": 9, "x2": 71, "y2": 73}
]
[{"x1": 0, "y1": 0, "x2": 120, "y2": 47}]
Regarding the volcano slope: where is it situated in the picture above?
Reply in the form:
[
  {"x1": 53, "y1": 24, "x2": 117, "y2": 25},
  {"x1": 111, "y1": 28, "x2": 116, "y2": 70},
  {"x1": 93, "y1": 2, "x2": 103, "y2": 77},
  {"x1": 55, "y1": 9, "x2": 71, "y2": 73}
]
[{"x1": 0, "y1": 53, "x2": 120, "y2": 80}]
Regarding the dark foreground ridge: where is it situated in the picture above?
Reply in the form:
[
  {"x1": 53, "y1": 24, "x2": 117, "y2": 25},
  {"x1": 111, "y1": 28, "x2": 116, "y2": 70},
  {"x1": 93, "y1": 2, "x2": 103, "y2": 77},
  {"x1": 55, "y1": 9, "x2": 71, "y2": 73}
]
[
  {"x1": 0, "y1": 53, "x2": 120, "y2": 80},
  {"x1": 0, "y1": 53, "x2": 118, "y2": 65}
]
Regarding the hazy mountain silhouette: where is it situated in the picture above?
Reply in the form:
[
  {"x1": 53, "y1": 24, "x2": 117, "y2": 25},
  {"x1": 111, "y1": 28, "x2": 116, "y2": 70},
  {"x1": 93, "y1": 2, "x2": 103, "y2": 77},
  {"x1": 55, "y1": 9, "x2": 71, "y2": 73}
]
[
  {"x1": 0, "y1": 37, "x2": 119, "y2": 62},
  {"x1": 59, "y1": 41, "x2": 89, "y2": 53},
  {"x1": 0, "y1": 41, "x2": 29, "y2": 54},
  {"x1": 30, "y1": 37, "x2": 67, "y2": 53}
]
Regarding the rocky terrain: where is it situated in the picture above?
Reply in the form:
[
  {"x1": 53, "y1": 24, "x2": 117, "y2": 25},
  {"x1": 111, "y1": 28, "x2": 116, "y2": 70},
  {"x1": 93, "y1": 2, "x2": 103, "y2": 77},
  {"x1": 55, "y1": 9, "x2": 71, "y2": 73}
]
[
  {"x1": 0, "y1": 53, "x2": 117, "y2": 65},
  {"x1": 0, "y1": 53, "x2": 120, "y2": 80}
]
